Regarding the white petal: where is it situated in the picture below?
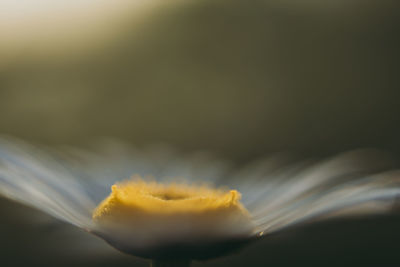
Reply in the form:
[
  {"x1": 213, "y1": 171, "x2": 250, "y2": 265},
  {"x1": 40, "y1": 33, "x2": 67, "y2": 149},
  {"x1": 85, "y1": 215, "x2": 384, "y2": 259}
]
[
  {"x1": 57, "y1": 139, "x2": 230, "y2": 194},
  {"x1": 0, "y1": 137, "x2": 95, "y2": 228},
  {"x1": 232, "y1": 150, "x2": 400, "y2": 234}
]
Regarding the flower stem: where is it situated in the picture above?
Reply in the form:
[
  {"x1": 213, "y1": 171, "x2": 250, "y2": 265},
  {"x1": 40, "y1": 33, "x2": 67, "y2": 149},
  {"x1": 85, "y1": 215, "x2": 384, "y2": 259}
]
[{"x1": 150, "y1": 259, "x2": 191, "y2": 267}]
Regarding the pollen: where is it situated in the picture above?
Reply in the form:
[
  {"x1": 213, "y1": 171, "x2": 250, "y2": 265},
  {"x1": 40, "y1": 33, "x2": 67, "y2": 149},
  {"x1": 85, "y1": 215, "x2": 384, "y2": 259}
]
[
  {"x1": 92, "y1": 177, "x2": 254, "y2": 251},
  {"x1": 93, "y1": 178, "x2": 246, "y2": 217}
]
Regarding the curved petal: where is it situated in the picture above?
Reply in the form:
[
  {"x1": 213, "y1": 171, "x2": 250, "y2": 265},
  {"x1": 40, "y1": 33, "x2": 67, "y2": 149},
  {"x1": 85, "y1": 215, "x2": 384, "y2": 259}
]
[
  {"x1": 55, "y1": 139, "x2": 231, "y2": 203},
  {"x1": 0, "y1": 138, "x2": 231, "y2": 229},
  {"x1": 232, "y1": 150, "x2": 400, "y2": 235},
  {"x1": 0, "y1": 138, "x2": 96, "y2": 228}
]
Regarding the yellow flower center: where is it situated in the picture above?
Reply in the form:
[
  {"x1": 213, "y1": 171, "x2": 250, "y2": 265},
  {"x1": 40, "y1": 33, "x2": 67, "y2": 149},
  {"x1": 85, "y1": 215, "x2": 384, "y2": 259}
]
[
  {"x1": 93, "y1": 179, "x2": 246, "y2": 217},
  {"x1": 92, "y1": 177, "x2": 254, "y2": 253}
]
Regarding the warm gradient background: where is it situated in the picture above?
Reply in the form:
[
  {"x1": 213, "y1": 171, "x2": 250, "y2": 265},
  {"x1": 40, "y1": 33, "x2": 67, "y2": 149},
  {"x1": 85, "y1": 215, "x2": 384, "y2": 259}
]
[{"x1": 0, "y1": 0, "x2": 399, "y2": 266}]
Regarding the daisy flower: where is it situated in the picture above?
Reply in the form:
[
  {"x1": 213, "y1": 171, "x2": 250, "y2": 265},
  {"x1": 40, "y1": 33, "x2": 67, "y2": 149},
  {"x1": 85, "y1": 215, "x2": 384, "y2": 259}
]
[{"x1": 0, "y1": 138, "x2": 399, "y2": 267}]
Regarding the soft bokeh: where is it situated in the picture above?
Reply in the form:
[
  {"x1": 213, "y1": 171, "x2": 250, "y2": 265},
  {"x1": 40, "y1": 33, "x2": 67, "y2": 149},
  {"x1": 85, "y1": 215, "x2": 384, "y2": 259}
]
[
  {"x1": 0, "y1": 1, "x2": 400, "y2": 266},
  {"x1": 0, "y1": 0, "x2": 399, "y2": 159}
]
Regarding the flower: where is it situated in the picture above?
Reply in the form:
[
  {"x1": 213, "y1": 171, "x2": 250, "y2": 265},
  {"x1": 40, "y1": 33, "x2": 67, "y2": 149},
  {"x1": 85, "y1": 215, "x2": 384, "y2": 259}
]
[
  {"x1": 0, "y1": 138, "x2": 399, "y2": 266},
  {"x1": 92, "y1": 179, "x2": 254, "y2": 260}
]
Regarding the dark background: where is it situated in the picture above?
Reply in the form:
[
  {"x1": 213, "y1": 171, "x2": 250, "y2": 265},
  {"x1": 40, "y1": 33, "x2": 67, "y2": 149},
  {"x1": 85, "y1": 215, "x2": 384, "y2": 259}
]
[{"x1": 0, "y1": 0, "x2": 400, "y2": 266}]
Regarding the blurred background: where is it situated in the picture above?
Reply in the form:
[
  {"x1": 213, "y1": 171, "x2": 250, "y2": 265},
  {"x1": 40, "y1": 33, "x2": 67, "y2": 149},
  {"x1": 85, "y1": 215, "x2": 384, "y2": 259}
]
[{"x1": 0, "y1": 0, "x2": 400, "y2": 266}]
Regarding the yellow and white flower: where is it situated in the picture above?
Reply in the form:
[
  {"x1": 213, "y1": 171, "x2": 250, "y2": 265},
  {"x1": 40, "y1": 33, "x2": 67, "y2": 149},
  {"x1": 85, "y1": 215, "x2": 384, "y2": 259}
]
[{"x1": 0, "y1": 138, "x2": 399, "y2": 266}]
